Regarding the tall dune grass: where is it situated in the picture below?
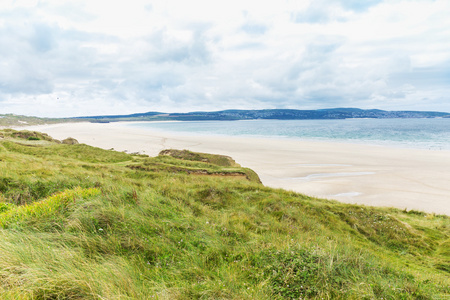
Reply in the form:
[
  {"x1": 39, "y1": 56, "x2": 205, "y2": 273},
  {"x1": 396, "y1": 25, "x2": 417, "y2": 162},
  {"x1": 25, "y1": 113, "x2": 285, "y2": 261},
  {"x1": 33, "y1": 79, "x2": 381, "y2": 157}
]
[{"x1": 0, "y1": 129, "x2": 448, "y2": 299}]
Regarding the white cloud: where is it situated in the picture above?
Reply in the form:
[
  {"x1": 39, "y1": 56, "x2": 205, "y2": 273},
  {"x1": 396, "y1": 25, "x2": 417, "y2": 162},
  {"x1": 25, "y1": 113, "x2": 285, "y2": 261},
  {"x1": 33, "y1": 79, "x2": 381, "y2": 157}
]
[{"x1": 0, "y1": 0, "x2": 449, "y2": 117}]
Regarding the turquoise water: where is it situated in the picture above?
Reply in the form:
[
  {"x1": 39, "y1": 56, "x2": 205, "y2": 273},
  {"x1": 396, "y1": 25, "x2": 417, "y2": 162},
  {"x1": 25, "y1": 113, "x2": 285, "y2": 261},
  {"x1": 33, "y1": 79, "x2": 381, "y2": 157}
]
[{"x1": 127, "y1": 118, "x2": 450, "y2": 150}]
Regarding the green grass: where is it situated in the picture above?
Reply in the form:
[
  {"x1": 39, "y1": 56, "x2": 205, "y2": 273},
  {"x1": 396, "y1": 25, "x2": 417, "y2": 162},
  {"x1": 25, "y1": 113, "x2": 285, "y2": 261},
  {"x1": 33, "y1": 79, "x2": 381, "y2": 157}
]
[
  {"x1": 0, "y1": 187, "x2": 100, "y2": 228},
  {"x1": 159, "y1": 149, "x2": 241, "y2": 167},
  {"x1": 0, "y1": 129, "x2": 448, "y2": 299},
  {"x1": 0, "y1": 114, "x2": 77, "y2": 127}
]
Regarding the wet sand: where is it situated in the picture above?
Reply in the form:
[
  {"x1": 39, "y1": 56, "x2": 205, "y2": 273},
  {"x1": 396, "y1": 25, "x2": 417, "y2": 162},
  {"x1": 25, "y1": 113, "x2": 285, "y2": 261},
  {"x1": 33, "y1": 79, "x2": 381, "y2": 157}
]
[{"x1": 20, "y1": 122, "x2": 450, "y2": 215}]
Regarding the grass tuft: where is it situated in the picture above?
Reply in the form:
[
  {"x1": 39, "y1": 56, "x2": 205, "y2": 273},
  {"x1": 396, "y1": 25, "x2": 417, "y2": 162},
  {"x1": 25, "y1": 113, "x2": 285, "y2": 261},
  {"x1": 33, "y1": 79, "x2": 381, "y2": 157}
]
[{"x1": 0, "y1": 188, "x2": 100, "y2": 228}]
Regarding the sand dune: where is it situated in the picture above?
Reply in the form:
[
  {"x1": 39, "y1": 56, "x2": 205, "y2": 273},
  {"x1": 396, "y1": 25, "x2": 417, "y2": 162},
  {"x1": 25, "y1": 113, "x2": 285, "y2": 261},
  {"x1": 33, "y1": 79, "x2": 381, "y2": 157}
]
[{"x1": 21, "y1": 122, "x2": 450, "y2": 215}]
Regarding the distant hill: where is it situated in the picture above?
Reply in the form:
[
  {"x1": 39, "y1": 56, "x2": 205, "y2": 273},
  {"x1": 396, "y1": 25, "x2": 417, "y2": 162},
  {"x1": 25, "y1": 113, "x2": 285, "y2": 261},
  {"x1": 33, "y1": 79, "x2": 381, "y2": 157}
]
[
  {"x1": 3, "y1": 108, "x2": 449, "y2": 126},
  {"x1": 76, "y1": 108, "x2": 450, "y2": 122}
]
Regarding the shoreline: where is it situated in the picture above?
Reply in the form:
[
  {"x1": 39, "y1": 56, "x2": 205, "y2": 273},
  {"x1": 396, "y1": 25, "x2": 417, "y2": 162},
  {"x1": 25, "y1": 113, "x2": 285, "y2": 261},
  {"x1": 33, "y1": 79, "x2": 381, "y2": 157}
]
[
  {"x1": 18, "y1": 122, "x2": 450, "y2": 215},
  {"x1": 124, "y1": 119, "x2": 450, "y2": 152}
]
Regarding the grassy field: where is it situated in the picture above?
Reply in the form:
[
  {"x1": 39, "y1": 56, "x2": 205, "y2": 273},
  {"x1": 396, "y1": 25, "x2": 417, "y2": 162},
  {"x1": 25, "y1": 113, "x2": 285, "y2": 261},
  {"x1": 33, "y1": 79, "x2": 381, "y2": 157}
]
[
  {"x1": 0, "y1": 114, "x2": 79, "y2": 127},
  {"x1": 0, "y1": 129, "x2": 448, "y2": 299}
]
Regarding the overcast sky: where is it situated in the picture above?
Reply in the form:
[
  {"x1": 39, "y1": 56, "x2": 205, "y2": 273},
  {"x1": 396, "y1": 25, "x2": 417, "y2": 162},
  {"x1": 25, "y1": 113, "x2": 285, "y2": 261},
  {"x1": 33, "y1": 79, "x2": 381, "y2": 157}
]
[{"x1": 0, "y1": 0, "x2": 449, "y2": 117}]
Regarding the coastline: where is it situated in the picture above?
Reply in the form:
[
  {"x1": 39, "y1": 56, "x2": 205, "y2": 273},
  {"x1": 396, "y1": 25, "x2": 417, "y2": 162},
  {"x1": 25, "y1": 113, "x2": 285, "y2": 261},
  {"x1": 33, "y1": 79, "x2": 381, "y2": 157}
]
[{"x1": 19, "y1": 122, "x2": 450, "y2": 215}]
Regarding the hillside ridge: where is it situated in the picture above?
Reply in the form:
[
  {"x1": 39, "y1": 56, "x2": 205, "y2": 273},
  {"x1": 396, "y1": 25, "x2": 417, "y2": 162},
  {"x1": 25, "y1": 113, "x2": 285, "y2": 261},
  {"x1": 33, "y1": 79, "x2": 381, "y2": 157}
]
[{"x1": 76, "y1": 108, "x2": 450, "y2": 122}]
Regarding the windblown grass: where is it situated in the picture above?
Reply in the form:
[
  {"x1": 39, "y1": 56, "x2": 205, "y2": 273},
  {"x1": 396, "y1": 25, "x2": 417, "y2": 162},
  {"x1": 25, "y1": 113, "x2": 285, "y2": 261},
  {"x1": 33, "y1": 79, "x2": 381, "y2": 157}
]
[
  {"x1": 0, "y1": 187, "x2": 100, "y2": 228},
  {"x1": 0, "y1": 129, "x2": 448, "y2": 299}
]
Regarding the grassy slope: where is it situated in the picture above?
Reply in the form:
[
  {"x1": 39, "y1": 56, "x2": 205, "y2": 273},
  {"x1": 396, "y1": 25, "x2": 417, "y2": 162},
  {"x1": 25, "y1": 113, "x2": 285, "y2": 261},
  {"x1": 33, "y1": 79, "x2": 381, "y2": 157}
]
[
  {"x1": 0, "y1": 114, "x2": 77, "y2": 127},
  {"x1": 0, "y1": 130, "x2": 448, "y2": 299}
]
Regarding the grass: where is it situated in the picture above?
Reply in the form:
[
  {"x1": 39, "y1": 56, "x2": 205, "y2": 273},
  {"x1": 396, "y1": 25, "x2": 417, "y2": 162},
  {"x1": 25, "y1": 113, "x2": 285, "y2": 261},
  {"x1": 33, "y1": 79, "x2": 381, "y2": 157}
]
[
  {"x1": 0, "y1": 129, "x2": 448, "y2": 299},
  {"x1": 0, "y1": 187, "x2": 100, "y2": 228},
  {"x1": 0, "y1": 114, "x2": 78, "y2": 127}
]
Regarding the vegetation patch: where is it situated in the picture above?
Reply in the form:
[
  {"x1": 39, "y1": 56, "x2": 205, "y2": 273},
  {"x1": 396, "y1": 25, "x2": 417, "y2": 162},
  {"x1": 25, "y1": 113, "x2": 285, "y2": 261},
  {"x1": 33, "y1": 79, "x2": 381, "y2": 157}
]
[
  {"x1": 128, "y1": 153, "x2": 261, "y2": 183},
  {"x1": 0, "y1": 130, "x2": 448, "y2": 299},
  {"x1": 0, "y1": 129, "x2": 60, "y2": 143},
  {"x1": 159, "y1": 149, "x2": 240, "y2": 167},
  {"x1": 62, "y1": 137, "x2": 79, "y2": 145},
  {"x1": 0, "y1": 188, "x2": 100, "y2": 228}
]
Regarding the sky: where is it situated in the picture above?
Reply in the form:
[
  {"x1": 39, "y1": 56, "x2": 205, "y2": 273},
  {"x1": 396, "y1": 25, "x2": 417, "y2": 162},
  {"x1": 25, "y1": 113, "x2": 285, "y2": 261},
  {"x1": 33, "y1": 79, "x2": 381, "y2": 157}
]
[{"x1": 0, "y1": 0, "x2": 449, "y2": 117}]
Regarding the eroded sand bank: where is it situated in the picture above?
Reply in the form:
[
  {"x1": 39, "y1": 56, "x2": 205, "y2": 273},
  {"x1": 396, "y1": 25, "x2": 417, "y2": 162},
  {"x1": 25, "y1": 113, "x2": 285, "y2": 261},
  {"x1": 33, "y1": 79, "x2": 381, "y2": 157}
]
[{"x1": 20, "y1": 122, "x2": 450, "y2": 215}]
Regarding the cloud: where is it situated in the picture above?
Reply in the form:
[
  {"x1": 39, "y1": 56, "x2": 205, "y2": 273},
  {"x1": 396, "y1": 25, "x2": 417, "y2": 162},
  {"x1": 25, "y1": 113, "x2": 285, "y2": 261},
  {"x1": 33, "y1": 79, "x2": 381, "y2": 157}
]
[
  {"x1": 292, "y1": 0, "x2": 383, "y2": 24},
  {"x1": 337, "y1": 0, "x2": 383, "y2": 12},
  {"x1": 240, "y1": 22, "x2": 268, "y2": 35},
  {"x1": 291, "y1": 3, "x2": 337, "y2": 24},
  {"x1": 1, "y1": 0, "x2": 450, "y2": 117},
  {"x1": 31, "y1": 23, "x2": 56, "y2": 52},
  {"x1": 0, "y1": 20, "x2": 55, "y2": 96},
  {"x1": 389, "y1": 60, "x2": 450, "y2": 89}
]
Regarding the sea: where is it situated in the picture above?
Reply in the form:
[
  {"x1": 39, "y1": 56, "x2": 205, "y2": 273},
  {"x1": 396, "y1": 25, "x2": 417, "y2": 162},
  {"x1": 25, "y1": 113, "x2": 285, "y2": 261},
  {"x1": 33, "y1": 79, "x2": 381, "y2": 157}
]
[{"x1": 126, "y1": 118, "x2": 450, "y2": 151}]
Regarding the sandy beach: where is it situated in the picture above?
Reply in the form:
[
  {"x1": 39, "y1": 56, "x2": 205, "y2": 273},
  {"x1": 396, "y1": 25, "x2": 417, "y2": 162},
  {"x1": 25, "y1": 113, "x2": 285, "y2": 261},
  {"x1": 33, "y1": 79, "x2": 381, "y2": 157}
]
[{"x1": 20, "y1": 122, "x2": 450, "y2": 215}]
